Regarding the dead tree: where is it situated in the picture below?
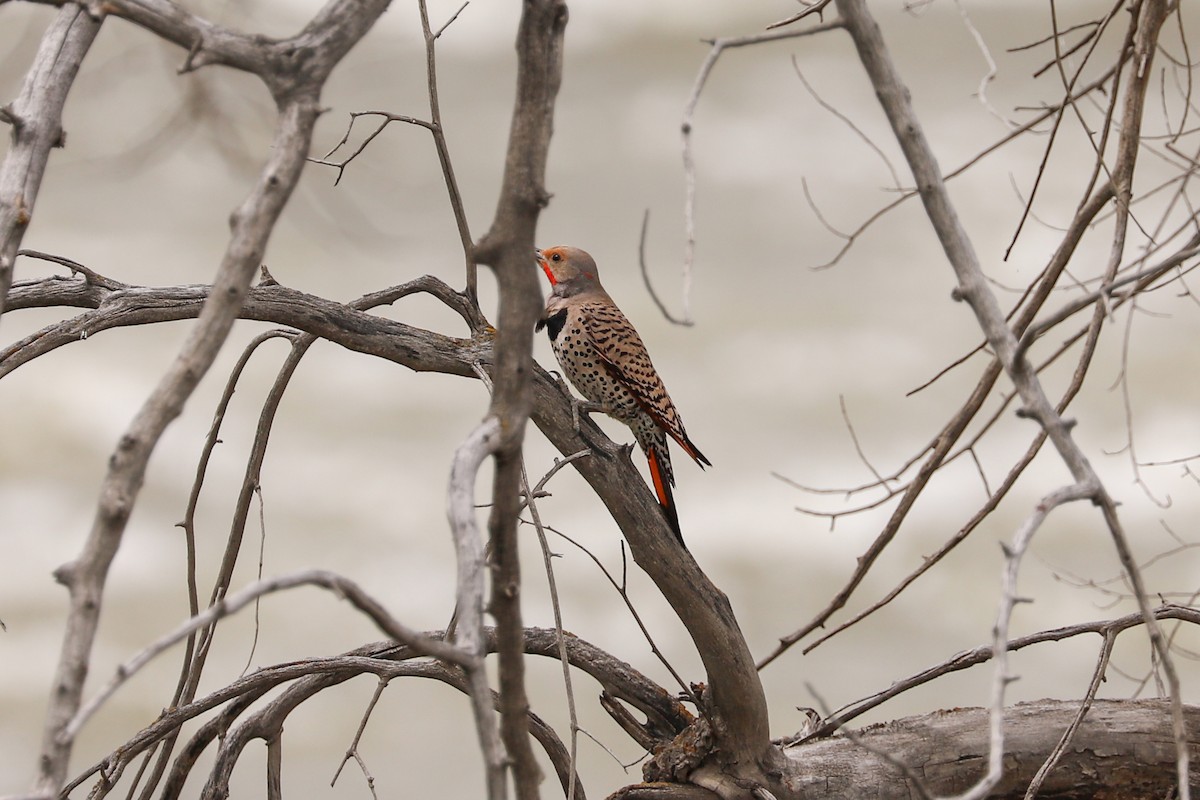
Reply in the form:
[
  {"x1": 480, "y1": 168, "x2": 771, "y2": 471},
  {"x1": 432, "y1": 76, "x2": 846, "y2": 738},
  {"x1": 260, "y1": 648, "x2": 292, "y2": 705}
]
[{"x1": 1, "y1": 1, "x2": 1198, "y2": 799}]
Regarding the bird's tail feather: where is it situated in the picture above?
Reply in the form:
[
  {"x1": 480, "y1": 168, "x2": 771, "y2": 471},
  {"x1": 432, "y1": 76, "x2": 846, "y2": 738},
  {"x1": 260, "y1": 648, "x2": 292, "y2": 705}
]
[
  {"x1": 646, "y1": 445, "x2": 685, "y2": 545},
  {"x1": 673, "y1": 432, "x2": 711, "y2": 469}
]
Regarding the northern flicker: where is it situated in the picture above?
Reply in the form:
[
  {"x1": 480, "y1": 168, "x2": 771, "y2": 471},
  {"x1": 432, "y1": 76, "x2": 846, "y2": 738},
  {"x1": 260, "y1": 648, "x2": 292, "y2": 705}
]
[{"x1": 534, "y1": 245, "x2": 710, "y2": 543}]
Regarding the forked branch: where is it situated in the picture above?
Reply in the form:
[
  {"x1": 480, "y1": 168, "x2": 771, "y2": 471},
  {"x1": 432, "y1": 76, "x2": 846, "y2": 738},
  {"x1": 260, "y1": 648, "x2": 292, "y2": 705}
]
[{"x1": 833, "y1": 0, "x2": 1189, "y2": 795}]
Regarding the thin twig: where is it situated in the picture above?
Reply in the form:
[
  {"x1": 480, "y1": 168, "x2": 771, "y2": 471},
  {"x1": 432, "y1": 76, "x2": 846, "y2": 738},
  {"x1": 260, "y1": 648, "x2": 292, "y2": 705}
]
[
  {"x1": 523, "y1": 459, "x2": 585, "y2": 800},
  {"x1": 637, "y1": 210, "x2": 692, "y2": 326},
  {"x1": 1023, "y1": 629, "x2": 1116, "y2": 799},
  {"x1": 681, "y1": 19, "x2": 844, "y2": 309},
  {"x1": 310, "y1": 111, "x2": 435, "y2": 185},
  {"x1": 954, "y1": 0, "x2": 1010, "y2": 127},
  {"x1": 417, "y1": 0, "x2": 478, "y2": 308},
  {"x1": 812, "y1": 68, "x2": 1121, "y2": 271},
  {"x1": 546, "y1": 526, "x2": 699, "y2": 709},
  {"x1": 330, "y1": 677, "x2": 389, "y2": 797},
  {"x1": 948, "y1": 482, "x2": 1095, "y2": 800},
  {"x1": 805, "y1": 684, "x2": 934, "y2": 800},
  {"x1": 767, "y1": 0, "x2": 837, "y2": 30},
  {"x1": 791, "y1": 57, "x2": 901, "y2": 191}
]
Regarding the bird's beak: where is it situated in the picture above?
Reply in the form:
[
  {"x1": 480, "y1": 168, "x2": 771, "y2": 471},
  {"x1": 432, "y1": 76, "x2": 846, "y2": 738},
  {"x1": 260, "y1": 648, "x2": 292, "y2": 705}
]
[{"x1": 534, "y1": 248, "x2": 556, "y2": 285}]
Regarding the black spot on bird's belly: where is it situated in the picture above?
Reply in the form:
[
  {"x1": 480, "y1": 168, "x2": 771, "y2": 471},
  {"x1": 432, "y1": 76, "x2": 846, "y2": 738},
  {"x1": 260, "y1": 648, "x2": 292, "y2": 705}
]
[{"x1": 540, "y1": 308, "x2": 568, "y2": 341}]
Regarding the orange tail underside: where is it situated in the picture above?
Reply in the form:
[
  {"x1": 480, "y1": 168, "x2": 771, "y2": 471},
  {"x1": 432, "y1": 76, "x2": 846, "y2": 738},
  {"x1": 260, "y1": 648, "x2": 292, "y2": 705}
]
[{"x1": 646, "y1": 448, "x2": 684, "y2": 545}]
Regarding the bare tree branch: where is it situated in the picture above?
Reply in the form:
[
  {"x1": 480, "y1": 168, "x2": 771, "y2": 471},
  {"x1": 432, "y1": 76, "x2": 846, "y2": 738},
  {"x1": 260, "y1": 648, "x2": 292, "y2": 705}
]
[
  {"x1": 833, "y1": 0, "x2": 1188, "y2": 794},
  {"x1": 811, "y1": 604, "x2": 1200, "y2": 741},
  {"x1": 0, "y1": 4, "x2": 101, "y2": 320},
  {"x1": 469, "y1": 2, "x2": 569, "y2": 797},
  {"x1": 60, "y1": 628, "x2": 671, "y2": 800},
  {"x1": 67, "y1": 569, "x2": 476, "y2": 756},
  {"x1": 8, "y1": 266, "x2": 784, "y2": 791},
  {"x1": 448, "y1": 415, "x2": 506, "y2": 800},
  {"x1": 26, "y1": 1, "x2": 391, "y2": 793},
  {"x1": 679, "y1": 19, "x2": 844, "y2": 318},
  {"x1": 955, "y1": 482, "x2": 1095, "y2": 800}
]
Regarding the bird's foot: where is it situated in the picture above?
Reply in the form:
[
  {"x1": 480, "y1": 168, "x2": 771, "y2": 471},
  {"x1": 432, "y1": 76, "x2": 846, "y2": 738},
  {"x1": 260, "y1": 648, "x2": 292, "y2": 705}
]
[
  {"x1": 549, "y1": 373, "x2": 588, "y2": 432},
  {"x1": 561, "y1": 397, "x2": 624, "y2": 459},
  {"x1": 549, "y1": 375, "x2": 622, "y2": 456},
  {"x1": 571, "y1": 398, "x2": 616, "y2": 434}
]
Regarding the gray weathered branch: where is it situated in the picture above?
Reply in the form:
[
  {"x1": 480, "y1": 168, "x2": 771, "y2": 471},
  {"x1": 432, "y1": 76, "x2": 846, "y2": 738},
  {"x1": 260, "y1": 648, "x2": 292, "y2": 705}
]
[
  {"x1": 7, "y1": 266, "x2": 782, "y2": 793},
  {"x1": 0, "y1": 4, "x2": 101, "y2": 321},
  {"x1": 472, "y1": 3, "x2": 568, "y2": 798},
  {"x1": 21, "y1": 0, "x2": 391, "y2": 794},
  {"x1": 448, "y1": 416, "x2": 508, "y2": 800}
]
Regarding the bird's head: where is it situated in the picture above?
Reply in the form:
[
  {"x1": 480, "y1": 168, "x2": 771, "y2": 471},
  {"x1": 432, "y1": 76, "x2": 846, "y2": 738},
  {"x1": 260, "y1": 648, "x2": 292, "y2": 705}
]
[{"x1": 535, "y1": 246, "x2": 602, "y2": 296}]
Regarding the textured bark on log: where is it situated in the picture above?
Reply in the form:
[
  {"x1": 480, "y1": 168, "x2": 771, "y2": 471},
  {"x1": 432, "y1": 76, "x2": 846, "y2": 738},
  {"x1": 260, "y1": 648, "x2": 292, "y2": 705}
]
[
  {"x1": 612, "y1": 699, "x2": 1197, "y2": 799},
  {"x1": 777, "y1": 699, "x2": 1197, "y2": 799}
]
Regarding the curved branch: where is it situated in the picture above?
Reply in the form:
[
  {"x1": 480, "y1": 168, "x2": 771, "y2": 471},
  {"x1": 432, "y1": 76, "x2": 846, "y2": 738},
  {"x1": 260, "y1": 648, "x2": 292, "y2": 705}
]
[
  {"x1": 811, "y1": 604, "x2": 1200, "y2": 740},
  {"x1": 8, "y1": 269, "x2": 777, "y2": 790},
  {"x1": 1, "y1": 276, "x2": 487, "y2": 378},
  {"x1": 142, "y1": 327, "x2": 294, "y2": 799},
  {"x1": 26, "y1": 0, "x2": 391, "y2": 792},
  {"x1": 66, "y1": 569, "x2": 478, "y2": 742},
  {"x1": 68, "y1": 628, "x2": 681, "y2": 799},
  {"x1": 678, "y1": 20, "x2": 844, "y2": 314}
]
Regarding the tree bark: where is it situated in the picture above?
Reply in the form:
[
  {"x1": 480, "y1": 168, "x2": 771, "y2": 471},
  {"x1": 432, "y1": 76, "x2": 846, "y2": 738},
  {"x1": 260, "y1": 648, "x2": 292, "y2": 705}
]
[
  {"x1": 779, "y1": 699, "x2": 1198, "y2": 799},
  {"x1": 472, "y1": 1, "x2": 569, "y2": 797},
  {"x1": 17, "y1": 1, "x2": 391, "y2": 793}
]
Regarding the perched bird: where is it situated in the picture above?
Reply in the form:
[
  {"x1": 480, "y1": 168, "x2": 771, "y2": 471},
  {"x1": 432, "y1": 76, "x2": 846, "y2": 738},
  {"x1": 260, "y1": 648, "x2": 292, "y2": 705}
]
[{"x1": 534, "y1": 245, "x2": 710, "y2": 543}]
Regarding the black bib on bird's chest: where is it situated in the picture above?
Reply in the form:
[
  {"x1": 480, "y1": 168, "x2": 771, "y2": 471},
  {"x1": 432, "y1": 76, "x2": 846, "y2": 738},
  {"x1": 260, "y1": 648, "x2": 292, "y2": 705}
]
[{"x1": 537, "y1": 308, "x2": 568, "y2": 342}]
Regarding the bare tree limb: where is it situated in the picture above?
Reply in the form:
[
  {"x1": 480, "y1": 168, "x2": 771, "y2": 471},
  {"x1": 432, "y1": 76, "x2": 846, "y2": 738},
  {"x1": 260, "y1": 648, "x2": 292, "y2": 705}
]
[
  {"x1": 65, "y1": 569, "x2": 476, "y2": 743},
  {"x1": 811, "y1": 604, "x2": 1200, "y2": 741},
  {"x1": 789, "y1": 218, "x2": 1196, "y2": 658},
  {"x1": 417, "y1": 0, "x2": 478, "y2": 306},
  {"x1": 833, "y1": 1, "x2": 1188, "y2": 794},
  {"x1": 0, "y1": 3, "x2": 101, "y2": 321},
  {"x1": 135, "y1": 327, "x2": 295, "y2": 800},
  {"x1": 472, "y1": 2, "x2": 568, "y2": 797},
  {"x1": 26, "y1": 1, "x2": 391, "y2": 793},
  {"x1": 678, "y1": 19, "x2": 844, "y2": 319},
  {"x1": 60, "y1": 627, "x2": 666, "y2": 799},
  {"x1": 7, "y1": 265, "x2": 781, "y2": 792},
  {"x1": 957, "y1": 482, "x2": 1096, "y2": 800},
  {"x1": 448, "y1": 415, "x2": 507, "y2": 800}
]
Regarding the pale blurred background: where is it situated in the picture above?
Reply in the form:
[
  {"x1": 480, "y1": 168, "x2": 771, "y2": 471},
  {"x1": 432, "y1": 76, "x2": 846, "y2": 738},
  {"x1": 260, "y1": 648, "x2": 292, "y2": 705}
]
[{"x1": 3, "y1": 0, "x2": 1200, "y2": 796}]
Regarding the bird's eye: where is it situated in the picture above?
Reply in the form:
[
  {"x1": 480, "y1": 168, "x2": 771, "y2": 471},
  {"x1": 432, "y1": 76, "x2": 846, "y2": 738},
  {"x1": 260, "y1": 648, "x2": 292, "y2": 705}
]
[{"x1": 551, "y1": 253, "x2": 561, "y2": 262}]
